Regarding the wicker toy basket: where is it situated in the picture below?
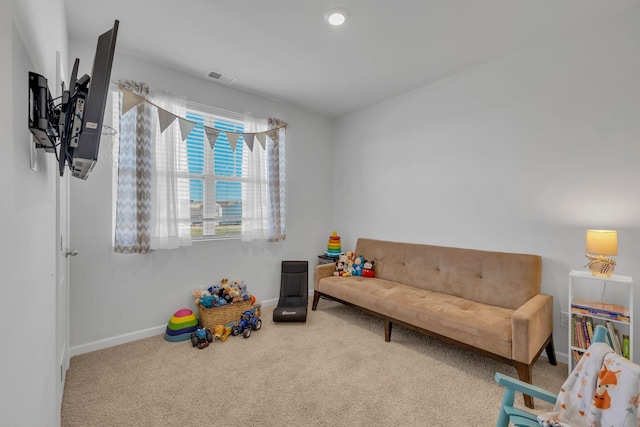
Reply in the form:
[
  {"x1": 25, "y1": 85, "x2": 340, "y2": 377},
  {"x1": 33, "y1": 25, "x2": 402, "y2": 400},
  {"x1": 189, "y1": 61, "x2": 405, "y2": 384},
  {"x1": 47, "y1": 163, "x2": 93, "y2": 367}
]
[{"x1": 197, "y1": 300, "x2": 252, "y2": 329}]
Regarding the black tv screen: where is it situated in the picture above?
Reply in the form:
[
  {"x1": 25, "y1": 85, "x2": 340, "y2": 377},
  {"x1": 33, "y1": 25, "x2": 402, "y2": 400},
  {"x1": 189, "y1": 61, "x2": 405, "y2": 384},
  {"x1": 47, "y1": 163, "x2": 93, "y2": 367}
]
[{"x1": 67, "y1": 20, "x2": 119, "y2": 179}]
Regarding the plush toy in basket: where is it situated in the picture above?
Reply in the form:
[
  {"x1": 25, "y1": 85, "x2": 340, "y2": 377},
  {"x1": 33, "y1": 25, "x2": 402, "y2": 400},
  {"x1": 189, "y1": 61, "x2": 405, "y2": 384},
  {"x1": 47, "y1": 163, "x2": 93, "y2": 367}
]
[{"x1": 192, "y1": 279, "x2": 253, "y2": 330}]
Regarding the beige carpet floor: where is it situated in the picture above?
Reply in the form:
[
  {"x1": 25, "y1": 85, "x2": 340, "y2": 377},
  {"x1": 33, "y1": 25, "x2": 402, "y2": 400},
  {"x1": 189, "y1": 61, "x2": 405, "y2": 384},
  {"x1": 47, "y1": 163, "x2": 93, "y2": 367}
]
[{"x1": 61, "y1": 299, "x2": 567, "y2": 426}]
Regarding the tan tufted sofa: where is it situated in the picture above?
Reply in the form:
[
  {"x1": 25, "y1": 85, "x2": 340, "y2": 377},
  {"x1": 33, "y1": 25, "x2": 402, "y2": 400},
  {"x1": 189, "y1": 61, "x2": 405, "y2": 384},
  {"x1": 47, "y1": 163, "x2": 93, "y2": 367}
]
[{"x1": 312, "y1": 238, "x2": 556, "y2": 409}]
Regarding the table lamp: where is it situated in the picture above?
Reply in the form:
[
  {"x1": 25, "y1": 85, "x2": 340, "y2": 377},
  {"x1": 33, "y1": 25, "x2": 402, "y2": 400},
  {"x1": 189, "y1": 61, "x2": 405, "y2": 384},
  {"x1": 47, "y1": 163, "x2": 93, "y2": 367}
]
[{"x1": 585, "y1": 230, "x2": 618, "y2": 278}]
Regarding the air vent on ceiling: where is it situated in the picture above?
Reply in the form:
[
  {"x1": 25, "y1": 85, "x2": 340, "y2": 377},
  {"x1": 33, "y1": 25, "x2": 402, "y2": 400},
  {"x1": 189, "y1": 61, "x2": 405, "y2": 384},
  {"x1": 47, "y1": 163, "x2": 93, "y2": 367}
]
[{"x1": 207, "y1": 69, "x2": 236, "y2": 85}]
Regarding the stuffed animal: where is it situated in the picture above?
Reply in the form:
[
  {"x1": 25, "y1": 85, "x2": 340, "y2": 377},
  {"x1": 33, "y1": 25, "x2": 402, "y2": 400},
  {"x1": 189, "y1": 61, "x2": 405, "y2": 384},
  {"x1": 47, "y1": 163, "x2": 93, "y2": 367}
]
[
  {"x1": 231, "y1": 288, "x2": 243, "y2": 303},
  {"x1": 346, "y1": 250, "x2": 355, "y2": 263},
  {"x1": 230, "y1": 280, "x2": 244, "y2": 302},
  {"x1": 192, "y1": 288, "x2": 204, "y2": 305},
  {"x1": 240, "y1": 282, "x2": 250, "y2": 301},
  {"x1": 343, "y1": 261, "x2": 353, "y2": 277},
  {"x1": 334, "y1": 254, "x2": 349, "y2": 276},
  {"x1": 362, "y1": 260, "x2": 375, "y2": 278},
  {"x1": 192, "y1": 288, "x2": 214, "y2": 306},
  {"x1": 223, "y1": 286, "x2": 243, "y2": 303},
  {"x1": 213, "y1": 324, "x2": 232, "y2": 342},
  {"x1": 353, "y1": 255, "x2": 364, "y2": 276},
  {"x1": 222, "y1": 287, "x2": 233, "y2": 304},
  {"x1": 208, "y1": 284, "x2": 222, "y2": 298},
  {"x1": 200, "y1": 294, "x2": 216, "y2": 308}
]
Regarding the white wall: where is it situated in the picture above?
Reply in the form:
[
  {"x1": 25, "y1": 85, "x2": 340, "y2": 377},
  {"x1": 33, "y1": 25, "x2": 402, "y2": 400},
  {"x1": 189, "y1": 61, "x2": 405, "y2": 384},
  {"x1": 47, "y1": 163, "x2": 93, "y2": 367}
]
[
  {"x1": 67, "y1": 41, "x2": 334, "y2": 351},
  {"x1": 333, "y1": 8, "x2": 640, "y2": 363},
  {"x1": 1, "y1": 0, "x2": 68, "y2": 425}
]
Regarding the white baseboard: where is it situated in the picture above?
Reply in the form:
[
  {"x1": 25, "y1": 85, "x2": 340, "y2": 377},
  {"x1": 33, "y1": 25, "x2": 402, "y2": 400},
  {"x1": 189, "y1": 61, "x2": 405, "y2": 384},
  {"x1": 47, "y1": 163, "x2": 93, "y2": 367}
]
[
  {"x1": 69, "y1": 298, "x2": 280, "y2": 357},
  {"x1": 260, "y1": 297, "x2": 278, "y2": 307},
  {"x1": 69, "y1": 325, "x2": 166, "y2": 357}
]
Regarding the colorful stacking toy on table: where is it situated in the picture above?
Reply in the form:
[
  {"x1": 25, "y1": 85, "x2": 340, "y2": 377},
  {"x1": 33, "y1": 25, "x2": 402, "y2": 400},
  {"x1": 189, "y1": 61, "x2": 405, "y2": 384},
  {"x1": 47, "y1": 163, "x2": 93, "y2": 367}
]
[
  {"x1": 324, "y1": 231, "x2": 343, "y2": 258},
  {"x1": 164, "y1": 308, "x2": 198, "y2": 342}
]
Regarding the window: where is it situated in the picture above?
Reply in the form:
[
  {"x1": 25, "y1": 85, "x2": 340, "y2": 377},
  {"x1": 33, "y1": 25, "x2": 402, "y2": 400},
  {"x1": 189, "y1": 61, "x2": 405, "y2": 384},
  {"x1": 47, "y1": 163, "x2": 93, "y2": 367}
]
[
  {"x1": 111, "y1": 88, "x2": 283, "y2": 245},
  {"x1": 185, "y1": 104, "x2": 262, "y2": 240}
]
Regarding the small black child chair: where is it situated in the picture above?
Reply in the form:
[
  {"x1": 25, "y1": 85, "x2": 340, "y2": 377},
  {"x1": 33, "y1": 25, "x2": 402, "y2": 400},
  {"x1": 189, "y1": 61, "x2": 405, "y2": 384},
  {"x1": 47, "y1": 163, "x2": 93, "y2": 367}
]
[{"x1": 272, "y1": 261, "x2": 308, "y2": 322}]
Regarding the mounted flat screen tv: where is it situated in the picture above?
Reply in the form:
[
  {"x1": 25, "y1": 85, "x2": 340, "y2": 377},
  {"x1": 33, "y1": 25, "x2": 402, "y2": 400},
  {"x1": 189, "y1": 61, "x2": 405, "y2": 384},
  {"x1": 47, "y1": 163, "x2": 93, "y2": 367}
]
[{"x1": 28, "y1": 20, "x2": 119, "y2": 180}]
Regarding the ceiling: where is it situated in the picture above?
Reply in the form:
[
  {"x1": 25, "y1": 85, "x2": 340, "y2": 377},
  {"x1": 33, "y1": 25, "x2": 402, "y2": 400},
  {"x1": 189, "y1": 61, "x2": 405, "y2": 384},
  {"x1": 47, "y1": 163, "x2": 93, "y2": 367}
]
[{"x1": 64, "y1": 0, "x2": 640, "y2": 119}]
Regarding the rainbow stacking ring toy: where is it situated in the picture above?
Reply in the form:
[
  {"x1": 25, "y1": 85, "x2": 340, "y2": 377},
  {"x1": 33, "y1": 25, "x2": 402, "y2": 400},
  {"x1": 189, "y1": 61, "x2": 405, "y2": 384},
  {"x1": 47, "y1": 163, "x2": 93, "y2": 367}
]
[
  {"x1": 164, "y1": 308, "x2": 198, "y2": 342},
  {"x1": 324, "y1": 231, "x2": 343, "y2": 258}
]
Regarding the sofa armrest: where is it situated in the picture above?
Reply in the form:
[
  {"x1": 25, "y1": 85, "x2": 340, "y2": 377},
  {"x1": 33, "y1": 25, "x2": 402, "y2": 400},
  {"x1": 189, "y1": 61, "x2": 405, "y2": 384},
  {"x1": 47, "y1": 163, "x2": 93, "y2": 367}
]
[
  {"x1": 511, "y1": 294, "x2": 553, "y2": 364},
  {"x1": 314, "y1": 263, "x2": 336, "y2": 290}
]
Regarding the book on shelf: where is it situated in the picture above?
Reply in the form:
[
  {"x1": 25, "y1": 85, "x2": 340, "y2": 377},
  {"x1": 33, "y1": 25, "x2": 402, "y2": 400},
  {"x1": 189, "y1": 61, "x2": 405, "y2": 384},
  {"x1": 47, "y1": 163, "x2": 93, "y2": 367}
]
[
  {"x1": 573, "y1": 317, "x2": 584, "y2": 349},
  {"x1": 581, "y1": 318, "x2": 591, "y2": 347},
  {"x1": 623, "y1": 335, "x2": 630, "y2": 359},
  {"x1": 572, "y1": 316, "x2": 597, "y2": 349},
  {"x1": 586, "y1": 319, "x2": 594, "y2": 342},
  {"x1": 571, "y1": 298, "x2": 630, "y2": 322},
  {"x1": 605, "y1": 320, "x2": 623, "y2": 356},
  {"x1": 572, "y1": 349, "x2": 583, "y2": 365}
]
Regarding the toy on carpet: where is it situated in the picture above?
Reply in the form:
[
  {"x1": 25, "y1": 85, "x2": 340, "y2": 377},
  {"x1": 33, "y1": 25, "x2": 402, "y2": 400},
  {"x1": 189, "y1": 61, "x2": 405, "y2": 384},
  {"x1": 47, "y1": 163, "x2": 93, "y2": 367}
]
[
  {"x1": 190, "y1": 326, "x2": 213, "y2": 349},
  {"x1": 232, "y1": 310, "x2": 262, "y2": 338},
  {"x1": 164, "y1": 308, "x2": 198, "y2": 342},
  {"x1": 213, "y1": 324, "x2": 232, "y2": 342}
]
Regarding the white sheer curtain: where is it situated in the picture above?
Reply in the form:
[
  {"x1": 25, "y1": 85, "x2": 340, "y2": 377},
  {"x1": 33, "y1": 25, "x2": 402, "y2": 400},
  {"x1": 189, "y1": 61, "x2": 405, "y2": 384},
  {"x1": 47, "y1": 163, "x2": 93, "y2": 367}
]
[
  {"x1": 241, "y1": 114, "x2": 269, "y2": 241},
  {"x1": 149, "y1": 91, "x2": 192, "y2": 250}
]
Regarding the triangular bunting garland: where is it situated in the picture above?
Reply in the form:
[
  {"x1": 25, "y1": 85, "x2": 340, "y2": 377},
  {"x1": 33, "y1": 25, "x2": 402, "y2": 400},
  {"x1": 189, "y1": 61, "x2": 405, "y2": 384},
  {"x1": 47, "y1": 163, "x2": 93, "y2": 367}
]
[
  {"x1": 256, "y1": 133, "x2": 267, "y2": 150},
  {"x1": 227, "y1": 133, "x2": 240, "y2": 152},
  {"x1": 204, "y1": 127, "x2": 221, "y2": 150},
  {"x1": 178, "y1": 117, "x2": 196, "y2": 141},
  {"x1": 118, "y1": 85, "x2": 286, "y2": 150},
  {"x1": 266, "y1": 129, "x2": 279, "y2": 144},
  {"x1": 157, "y1": 108, "x2": 178, "y2": 133},
  {"x1": 242, "y1": 133, "x2": 255, "y2": 151},
  {"x1": 121, "y1": 90, "x2": 146, "y2": 115}
]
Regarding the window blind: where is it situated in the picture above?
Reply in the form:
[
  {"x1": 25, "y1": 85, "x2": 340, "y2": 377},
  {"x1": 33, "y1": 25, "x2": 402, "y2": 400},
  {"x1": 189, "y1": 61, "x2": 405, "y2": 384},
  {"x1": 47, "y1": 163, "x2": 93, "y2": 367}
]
[{"x1": 185, "y1": 107, "x2": 252, "y2": 239}]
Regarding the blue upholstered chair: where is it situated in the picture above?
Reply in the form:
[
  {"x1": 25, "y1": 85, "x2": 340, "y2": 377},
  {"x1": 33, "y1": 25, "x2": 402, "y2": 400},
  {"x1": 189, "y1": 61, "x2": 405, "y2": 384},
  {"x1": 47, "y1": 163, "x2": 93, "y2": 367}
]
[{"x1": 494, "y1": 325, "x2": 609, "y2": 427}]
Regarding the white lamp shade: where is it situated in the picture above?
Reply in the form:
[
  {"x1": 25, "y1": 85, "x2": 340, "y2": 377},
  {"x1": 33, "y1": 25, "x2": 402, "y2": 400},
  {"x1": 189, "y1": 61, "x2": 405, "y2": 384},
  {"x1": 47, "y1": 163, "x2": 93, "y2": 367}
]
[{"x1": 586, "y1": 230, "x2": 618, "y2": 256}]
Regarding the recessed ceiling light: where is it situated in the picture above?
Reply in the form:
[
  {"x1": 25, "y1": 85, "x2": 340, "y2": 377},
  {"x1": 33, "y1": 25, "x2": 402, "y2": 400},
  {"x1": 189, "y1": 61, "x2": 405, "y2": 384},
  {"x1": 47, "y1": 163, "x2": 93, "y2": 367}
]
[{"x1": 325, "y1": 8, "x2": 348, "y2": 26}]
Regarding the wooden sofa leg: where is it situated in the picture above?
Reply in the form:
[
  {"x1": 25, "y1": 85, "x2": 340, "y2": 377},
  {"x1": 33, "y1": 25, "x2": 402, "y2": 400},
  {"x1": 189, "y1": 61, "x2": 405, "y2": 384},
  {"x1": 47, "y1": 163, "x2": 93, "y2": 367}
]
[
  {"x1": 545, "y1": 335, "x2": 558, "y2": 365},
  {"x1": 514, "y1": 362, "x2": 535, "y2": 409},
  {"x1": 385, "y1": 320, "x2": 392, "y2": 342},
  {"x1": 312, "y1": 291, "x2": 320, "y2": 310}
]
